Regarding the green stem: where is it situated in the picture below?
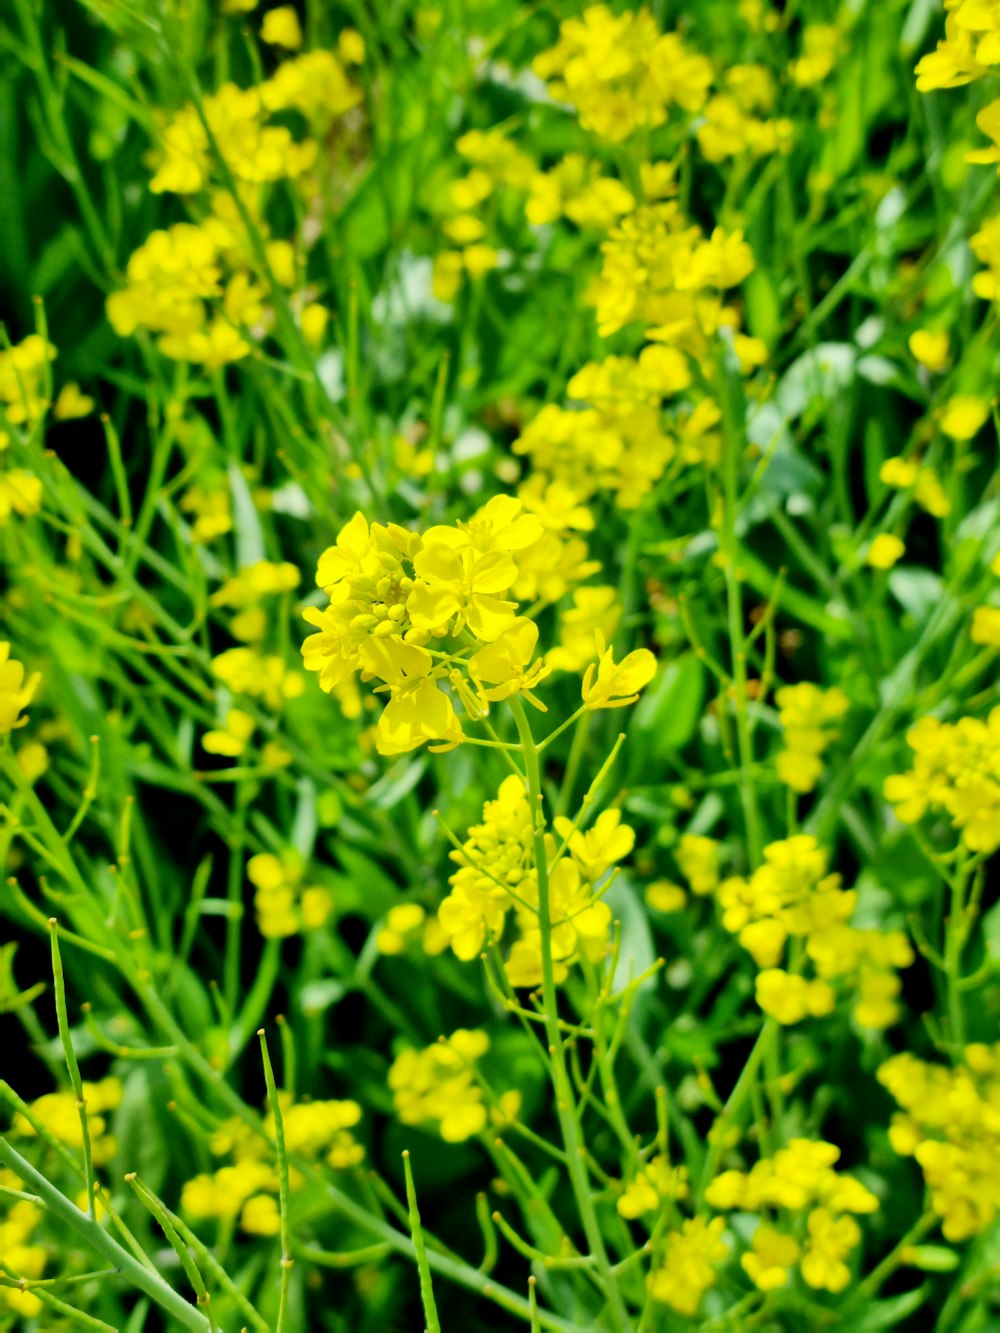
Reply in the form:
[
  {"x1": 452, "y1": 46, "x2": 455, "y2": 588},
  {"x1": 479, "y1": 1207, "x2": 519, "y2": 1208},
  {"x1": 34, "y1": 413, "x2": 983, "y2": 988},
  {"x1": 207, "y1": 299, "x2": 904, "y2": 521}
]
[
  {"x1": 716, "y1": 357, "x2": 763, "y2": 867},
  {"x1": 0, "y1": 1140, "x2": 209, "y2": 1331},
  {"x1": 696, "y1": 1019, "x2": 778, "y2": 1203},
  {"x1": 508, "y1": 696, "x2": 632, "y2": 1332}
]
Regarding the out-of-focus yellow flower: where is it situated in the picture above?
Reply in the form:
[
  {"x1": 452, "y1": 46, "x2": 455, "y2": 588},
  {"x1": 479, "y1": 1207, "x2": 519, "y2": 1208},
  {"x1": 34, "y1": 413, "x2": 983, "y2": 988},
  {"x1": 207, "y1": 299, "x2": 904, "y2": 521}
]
[
  {"x1": 202, "y1": 708, "x2": 256, "y2": 758},
  {"x1": 880, "y1": 456, "x2": 919, "y2": 488},
  {"x1": 647, "y1": 1217, "x2": 728, "y2": 1314},
  {"x1": 388, "y1": 1030, "x2": 492, "y2": 1142},
  {"x1": 867, "y1": 534, "x2": 905, "y2": 570},
  {"x1": 971, "y1": 607, "x2": 1000, "y2": 645},
  {"x1": 940, "y1": 394, "x2": 990, "y2": 440},
  {"x1": 646, "y1": 880, "x2": 687, "y2": 912},
  {"x1": 261, "y1": 6, "x2": 302, "y2": 48},
  {"x1": 909, "y1": 329, "x2": 951, "y2": 371},
  {"x1": 53, "y1": 382, "x2": 95, "y2": 420},
  {"x1": 0, "y1": 470, "x2": 43, "y2": 524},
  {"x1": 742, "y1": 1225, "x2": 800, "y2": 1291},
  {"x1": 0, "y1": 644, "x2": 40, "y2": 734}
]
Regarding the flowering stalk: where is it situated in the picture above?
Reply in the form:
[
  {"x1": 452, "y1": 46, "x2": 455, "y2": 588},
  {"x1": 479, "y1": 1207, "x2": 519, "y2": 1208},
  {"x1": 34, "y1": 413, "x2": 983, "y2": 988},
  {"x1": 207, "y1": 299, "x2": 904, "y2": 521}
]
[{"x1": 507, "y1": 696, "x2": 632, "y2": 1330}]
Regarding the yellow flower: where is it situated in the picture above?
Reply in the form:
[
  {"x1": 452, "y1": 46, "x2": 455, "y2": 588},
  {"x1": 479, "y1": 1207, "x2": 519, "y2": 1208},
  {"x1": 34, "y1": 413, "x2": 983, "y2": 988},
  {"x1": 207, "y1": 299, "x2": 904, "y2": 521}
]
[
  {"x1": 53, "y1": 382, "x2": 95, "y2": 420},
  {"x1": 468, "y1": 617, "x2": 550, "y2": 707},
  {"x1": 617, "y1": 1156, "x2": 689, "y2": 1218},
  {"x1": 376, "y1": 903, "x2": 427, "y2": 955},
  {"x1": 940, "y1": 394, "x2": 990, "y2": 440},
  {"x1": 879, "y1": 1046, "x2": 1000, "y2": 1239},
  {"x1": 388, "y1": 1030, "x2": 492, "y2": 1142},
  {"x1": 247, "y1": 851, "x2": 333, "y2": 938},
  {"x1": 790, "y1": 24, "x2": 843, "y2": 86},
  {"x1": 300, "y1": 303, "x2": 329, "y2": 346},
  {"x1": 800, "y1": 1209, "x2": 861, "y2": 1291},
  {"x1": 261, "y1": 6, "x2": 302, "y2": 48},
  {"x1": 0, "y1": 644, "x2": 40, "y2": 734},
  {"x1": 408, "y1": 542, "x2": 517, "y2": 641},
  {"x1": 972, "y1": 606, "x2": 1000, "y2": 645},
  {"x1": 582, "y1": 640, "x2": 656, "y2": 709},
  {"x1": 867, "y1": 533, "x2": 905, "y2": 570},
  {"x1": 755, "y1": 970, "x2": 836, "y2": 1025},
  {"x1": 0, "y1": 470, "x2": 43, "y2": 524},
  {"x1": 675, "y1": 834, "x2": 720, "y2": 896},
  {"x1": 647, "y1": 1216, "x2": 728, "y2": 1314},
  {"x1": 742, "y1": 1225, "x2": 800, "y2": 1291},
  {"x1": 908, "y1": 329, "x2": 951, "y2": 371},
  {"x1": 646, "y1": 880, "x2": 687, "y2": 912},
  {"x1": 202, "y1": 708, "x2": 255, "y2": 758},
  {"x1": 880, "y1": 456, "x2": 919, "y2": 488},
  {"x1": 376, "y1": 676, "x2": 464, "y2": 756}
]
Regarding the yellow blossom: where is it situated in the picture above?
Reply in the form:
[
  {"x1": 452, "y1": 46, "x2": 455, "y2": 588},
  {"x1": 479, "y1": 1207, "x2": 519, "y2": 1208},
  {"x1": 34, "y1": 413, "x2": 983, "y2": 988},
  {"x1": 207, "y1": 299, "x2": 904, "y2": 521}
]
[
  {"x1": 742, "y1": 1225, "x2": 800, "y2": 1291},
  {"x1": 867, "y1": 534, "x2": 906, "y2": 570},
  {"x1": 582, "y1": 640, "x2": 657, "y2": 709},
  {"x1": 909, "y1": 329, "x2": 951, "y2": 371},
  {"x1": 647, "y1": 1216, "x2": 728, "y2": 1315},
  {"x1": 260, "y1": 6, "x2": 302, "y2": 48},
  {"x1": 940, "y1": 394, "x2": 990, "y2": 440},
  {"x1": 0, "y1": 644, "x2": 40, "y2": 734},
  {"x1": 388, "y1": 1030, "x2": 492, "y2": 1142}
]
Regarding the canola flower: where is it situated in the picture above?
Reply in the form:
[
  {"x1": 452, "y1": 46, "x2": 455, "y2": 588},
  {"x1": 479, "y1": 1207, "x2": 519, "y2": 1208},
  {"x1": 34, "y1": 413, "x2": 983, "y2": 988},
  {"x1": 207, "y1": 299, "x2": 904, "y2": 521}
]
[
  {"x1": 300, "y1": 500, "x2": 656, "y2": 753},
  {"x1": 879, "y1": 1045, "x2": 1000, "y2": 1241},
  {"x1": 714, "y1": 836, "x2": 913, "y2": 1028},
  {"x1": 5, "y1": 0, "x2": 1000, "y2": 1327},
  {"x1": 885, "y1": 708, "x2": 1000, "y2": 852}
]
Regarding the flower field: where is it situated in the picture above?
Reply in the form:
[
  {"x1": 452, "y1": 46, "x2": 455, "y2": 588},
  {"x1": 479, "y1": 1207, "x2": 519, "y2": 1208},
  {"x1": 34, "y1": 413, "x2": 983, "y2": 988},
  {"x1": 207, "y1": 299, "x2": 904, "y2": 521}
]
[{"x1": 3, "y1": 0, "x2": 1000, "y2": 1327}]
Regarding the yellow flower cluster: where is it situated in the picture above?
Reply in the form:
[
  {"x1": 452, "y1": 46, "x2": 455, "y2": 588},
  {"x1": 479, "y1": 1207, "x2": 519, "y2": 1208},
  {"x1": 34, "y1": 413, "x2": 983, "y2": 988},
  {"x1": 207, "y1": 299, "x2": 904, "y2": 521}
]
[
  {"x1": 513, "y1": 346, "x2": 694, "y2": 509},
  {"x1": 915, "y1": 2, "x2": 1000, "y2": 94},
  {"x1": 202, "y1": 713, "x2": 291, "y2": 769},
  {"x1": 0, "y1": 1182, "x2": 45, "y2": 1319},
  {"x1": 879, "y1": 454, "x2": 952, "y2": 518},
  {"x1": 0, "y1": 468, "x2": 43, "y2": 525},
  {"x1": 707, "y1": 1139, "x2": 877, "y2": 1293},
  {"x1": 107, "y1": 39, "x2": 362, "y2": 366},
  {"x1": 150, "y1": 49, "x2": 360, "y2": 196},
  {"x1": 697, "y1": 64, "x2": 794, "y2": 163},
  {"x1": 916, "y1": 4, "x2": 1000, "y2": 300},
  {"x1": 616, "y1": 1154, "x2": 689, "y2": 1218},
  {"x1": 590, "y1": 203, "x2": 756, "y2": 342},
  {"x1": 532, "y1": 6, "x2": 712, "y2": 143},
  {"x1": 107, "y1": 216, "x2": 271, "y2": 368},
  {"x1": 0, "y1": 643, "x2": 39, "y2": 734},
  {"x1": 0, "y1": 334, "x2": 52, "y2": 429},
  {"x1": 547, "y1": 586, "x2": 621, "y2": 674},
  {"x1": 439, "y1": 774, "x2": 633, "y2": 986},
  {"x1": 775, "y1": 682, "x2": 849, "y2": 794},
  {"x1": 884, "y1": 708, "x2": 1000, "y2": 852},
  {"x1": 716, "y1": 836, "x2": 913, "y2": 1028},
  {"x1": 12, "y1": 1078, "x2": 122, "y2": 1165},
  {"x1": 211, "y1": 645, "x2": 305, "y2": 710},
  {"x1": 432, "y1": 128, "x2": 534, "y2": 301},
  {"x1": 375, "y1": 903, "x2": 448, "y2": 957},
  {"x1": 211, "y1": 560, "x2": 301, "y2": 642},
  {"x1": 183, "y1": 1094, "x2": 363, "y2": 1235},
  {"x1": 301, "y1": 501, "x2": 656, "y2": 755},
  {"x1": 388, "y1": 1029, "x2": 493, "y2": 1142},
  {"x1": 647, "y1": 1215, "x2": 728, "y2": 1315},
  {"x1": 526, "y1": 154, "x2": 635, "y2": 232},
  {"x1": 181, "y1": 480, "x2": 233, "y2": 541},
  {"x1": 879, "y1": 1045, "x2": 1000, "y2": 1240},
  {"x1": 246, "y1": 851, "x2": 333, "y2": 939}
]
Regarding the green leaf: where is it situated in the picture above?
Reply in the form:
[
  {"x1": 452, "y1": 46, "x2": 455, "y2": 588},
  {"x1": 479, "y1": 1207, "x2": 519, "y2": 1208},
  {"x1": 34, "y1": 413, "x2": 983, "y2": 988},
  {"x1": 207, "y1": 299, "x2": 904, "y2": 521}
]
[
  {"x1": 627, "y1": 653, "x2": 705, "y2": 780},
  {"x1": 852, "y1": 1287, "x2": 930, "y2": 1330}
]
